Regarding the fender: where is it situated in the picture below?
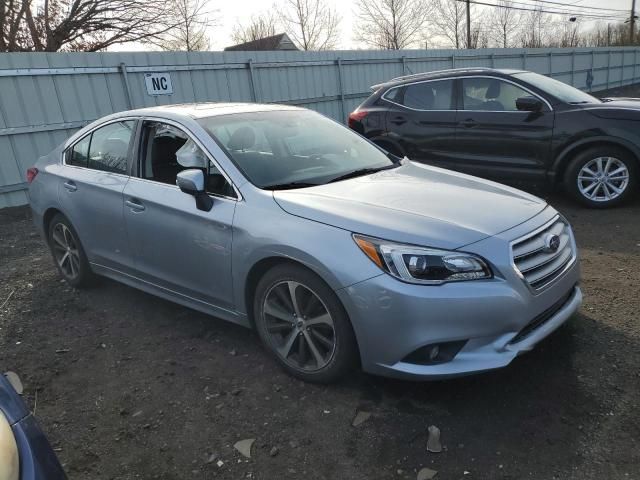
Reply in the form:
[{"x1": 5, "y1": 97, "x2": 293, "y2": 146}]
[{"x1": 551, "y1": 135, "x2": 640, "y2": 178}]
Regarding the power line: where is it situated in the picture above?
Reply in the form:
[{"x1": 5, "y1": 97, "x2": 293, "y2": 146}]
[
  {"x1": 502, "y1": 0, "x2": 628, "y2": 13},
  {"x1": 501, "y1": 0, "x2": 629, "y2": 18},
  {"x1": 457, "y1": 0, "x2": 630, "y2": 20}
]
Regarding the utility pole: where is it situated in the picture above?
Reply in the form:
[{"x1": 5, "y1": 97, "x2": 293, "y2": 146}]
[
  {"x1": 466, "y1": 0, "x2": 471, "y2": 49},
  {"x1": 632, "y1": 0, "x2": 637, "y2": 44}
]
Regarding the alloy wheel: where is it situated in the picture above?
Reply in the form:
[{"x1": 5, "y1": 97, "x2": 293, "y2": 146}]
[
  {"x1": 51, "y1": 223, "x2": 81, "y2": 280},
  {"x1": 262, "y1": 281, "x2": 336, "y2": 371},
  {"x1": 577, "y1": 157, "x2": 629, "y2": 203}
]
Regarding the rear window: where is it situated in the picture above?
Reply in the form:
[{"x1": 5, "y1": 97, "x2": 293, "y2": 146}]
[{"x1": 385, "y1": 79, "x2": 454, "y2": 110}]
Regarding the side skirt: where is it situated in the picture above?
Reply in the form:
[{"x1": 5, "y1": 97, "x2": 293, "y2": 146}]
[{"x1": 90, "y1": 263, "x2": 252, "y2": 328}]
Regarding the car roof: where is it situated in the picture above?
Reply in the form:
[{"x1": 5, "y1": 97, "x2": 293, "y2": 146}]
[
  {"x1": 371, "y1": 68, "x2": 526, "y2": 91},
  {"x1": 118, "y1": 102, "x2": 304, "y2": 120}
]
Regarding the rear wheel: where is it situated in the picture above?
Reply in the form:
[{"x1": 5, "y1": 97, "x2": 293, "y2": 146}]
[
  {"x1": 564, "y1": 146, "x2": 637, "y2": 208},
  {"x1": 253, "y1": 264, "x2": 357, "y2": 383},
  {"x1": 47, "y1": 214, "x2": 93, "y2": 288}
]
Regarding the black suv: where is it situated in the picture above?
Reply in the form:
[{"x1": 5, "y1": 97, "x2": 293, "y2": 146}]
[{"x1": 349, "y1": 68, "x2": 640, "y2": 208}]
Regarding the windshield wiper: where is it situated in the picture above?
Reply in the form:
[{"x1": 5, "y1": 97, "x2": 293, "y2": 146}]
[
  {"x1": 327, "y1": 164, "x2": 398, "y2": 184},
  {"x1": 568, "y1": 101, "x2": 590, "y2": 104},
  {"x1": 264, "y1": 181, "x2": 320, "y2": 190}
]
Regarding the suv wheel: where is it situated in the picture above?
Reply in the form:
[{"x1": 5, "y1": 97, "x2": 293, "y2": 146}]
[
  {"x1": 564, "y1": 146, "x2": 637, "y2": 208},
  {"x1": 253, "y1": 264, "x2": 357, "y2": 383},
  {"x1": 48, "y1": 214, "x2": 94, "y2": 288}
]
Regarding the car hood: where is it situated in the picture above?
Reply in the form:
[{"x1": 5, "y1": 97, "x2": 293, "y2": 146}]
[
  {"x1": 273, "y1": 162, "x2": 548, "y2": 250},
  {"x1": 599, "y1": 97, "x2": 640, "y2": 108},
  {"x1": 586, "y1": 98, "x2": 640, "y2": 120}
]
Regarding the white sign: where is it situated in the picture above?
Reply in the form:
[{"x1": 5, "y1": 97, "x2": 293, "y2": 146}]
[{"x1": 144, "y1": 73, "x2": 173, "y2": 96}]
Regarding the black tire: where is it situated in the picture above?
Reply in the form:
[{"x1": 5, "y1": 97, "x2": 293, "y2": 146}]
[
  {"x1": 564, "y1": 146, "x2": 638, "y2": 208},
  {"x1": 47, "y1": 213, "x2": 94, "y2": 288},
  {"x1": 253, "y1": 264, "x2": 358, "y2": 383}
]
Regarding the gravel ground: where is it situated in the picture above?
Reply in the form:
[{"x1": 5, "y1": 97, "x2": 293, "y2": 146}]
[{"x1": 1, "y1": 85, "x2": 640, "y2": 480}]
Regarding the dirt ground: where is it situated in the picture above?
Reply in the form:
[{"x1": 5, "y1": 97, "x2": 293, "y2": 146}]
[{"x1": 1, "y1": 85, "x2": 640, "y2": 480}]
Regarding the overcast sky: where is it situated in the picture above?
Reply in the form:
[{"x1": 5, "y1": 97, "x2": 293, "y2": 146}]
[
  {"x1": 208, "y1": 0, "x2": 636, "y2": 50},
  {"x1": 112, "y1": 0, "x2": 637, "y2": 51}
]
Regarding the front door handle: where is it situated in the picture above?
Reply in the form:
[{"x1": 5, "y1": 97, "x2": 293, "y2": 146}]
[
  {"x1": 63, "y1": 181, "x2": 77, "y2": 192},
  {"x1": 390, "y1": 116, "x2": 407, "y2": 126},
  {"x1": 125, "y1": 199, "x2": 145, "y2": 212},
  {"x1": 459, "y1": 119, "x2": 477, "y2": 128}
]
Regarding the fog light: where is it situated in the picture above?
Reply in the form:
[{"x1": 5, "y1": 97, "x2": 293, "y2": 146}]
[{"x1": 402, "y1": 340, "x2": 467, "y2": 365}]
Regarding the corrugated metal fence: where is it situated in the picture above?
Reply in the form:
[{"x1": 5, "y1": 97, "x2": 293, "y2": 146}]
[{"x1": 1, "y1": 46, "x2": 640, "y2": 207}]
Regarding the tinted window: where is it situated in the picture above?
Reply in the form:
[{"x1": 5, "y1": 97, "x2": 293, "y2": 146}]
[
  {"x1": 87, "y1": 121, "x2": 135, "y2": 174},
  {"x1": 198, "y1": 110, "x2": 396, "y2": 189},
  {"x1": 401, "y1": 80, "x2": 454, "y2": 110},
  {"x1": 462, "y1": 78, "x2": 534, "y2": 112},
  {"x1": 67, "y1": 135, "x2": 90, "y2": 167},
  {"x1": 140, "y1": 121, "x2": 235, "y2": 198}
]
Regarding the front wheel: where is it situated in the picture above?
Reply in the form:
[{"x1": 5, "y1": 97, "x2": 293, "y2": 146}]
[
  {"x1": 253, "y1": 264, "x2": 358, "y2": 383},
  {"x1": 564, "y1": 147, "x2": 637, "y2": 208}
]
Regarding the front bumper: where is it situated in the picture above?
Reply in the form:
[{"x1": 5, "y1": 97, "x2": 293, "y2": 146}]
[{"x1": 337, "y1": 209, "x2": 582, "y2": 380}]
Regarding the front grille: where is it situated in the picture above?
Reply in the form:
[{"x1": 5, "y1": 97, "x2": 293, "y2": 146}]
[
  {"x1": 510, "y1": 288, "x2": 574, "y2": 344},
  {"x1": 511, "y1": 216, "x2": 575, "y2": 292}
]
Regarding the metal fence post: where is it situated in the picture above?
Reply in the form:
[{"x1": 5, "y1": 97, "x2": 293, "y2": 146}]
[
  {"x1": 452, "y1": 53, "x2": 456, "y2": 68},
  {"x1": 119, "y1": 62, "x2": 133, "y2": 109},
  {"x1": 522, "y1": 51, "x2": 527, "y2": 70},
  {"x1": 606, "y1": 50, "x2": 611, "y2": 89},
  {"x1": 571, "y1": 51, "x2": 576, "y2": 86},
  {"x1": 247, "y1": 59, "x2": 258, "y2": 102},
  {"x1": 490, "y1": 53, "x2": 495, "y2": 68},
  {"x1": 635, "y1": 49, "x2": 639, "y2": 83},
  {"x1": 401, "y1": 56, "x2": 407, "y2": 75},
  {"x1": 336, "y1": 58, "x2": 347, "y2": 123},
  {"x1": 590, "y1": 50, "x2": 596, "y2": 92},
  {"x1": 548, "y1": 52, "x2": 553, "y2": 76}
]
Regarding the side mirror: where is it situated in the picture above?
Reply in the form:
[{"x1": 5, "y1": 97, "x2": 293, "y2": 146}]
[
  {"x1": 176, "y1": 169, "x2": 213, "y2": 212},
  {"x1": 516, "y1": 96, "x2": 543, "y2": 112}
]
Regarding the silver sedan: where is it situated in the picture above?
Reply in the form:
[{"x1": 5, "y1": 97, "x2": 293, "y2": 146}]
[{"x1": 28, "y1": 103, "x2": 582, "y2": 382}]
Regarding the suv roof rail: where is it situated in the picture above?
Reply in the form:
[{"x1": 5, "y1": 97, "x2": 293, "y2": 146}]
[{"x1": 370, "y1": 67, "x2": 497, "y2": 91}]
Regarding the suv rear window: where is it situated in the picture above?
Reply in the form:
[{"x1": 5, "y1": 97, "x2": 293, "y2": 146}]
[{"x1": 385, "y1": 79, "x2": 454, "y2": 111}]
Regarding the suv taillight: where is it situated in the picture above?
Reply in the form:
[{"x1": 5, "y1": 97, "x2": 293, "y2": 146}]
[
  {"x1": 348, "y1": 110, "x2": 368, "y2": 129},
  {"x1": 26, "y1": 167, "x2": 39, "y2": 183}
]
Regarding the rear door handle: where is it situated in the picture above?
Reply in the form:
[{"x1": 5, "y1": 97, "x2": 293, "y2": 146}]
[
  {"x1": 63, "y1": 181, "x2": 77, "y2": 192},
  {"x1": 390, "y1": 116, "x2": 407, "y2": 126},
  {"x1": 459, "y1": 119, "x2": 477, "y2": 128},
  {"x1": 125, "y1": 199, "x2": 145, "y2": 212}
]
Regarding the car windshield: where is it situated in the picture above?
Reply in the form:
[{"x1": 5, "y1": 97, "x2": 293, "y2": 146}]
[
  {"x1": 513, "y1": 72, "x2": 600, "y2": 104},
  {"x1": 197, "y1": 110, "x2": 397, "y2": 189}
]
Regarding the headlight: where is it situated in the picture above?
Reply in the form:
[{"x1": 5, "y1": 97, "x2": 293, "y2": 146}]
[
  {"x1": 353, "y1": 234, "x2": 492, "y2": 285},
  {"x1": 0, "y1": 410, "x2": 19, "y2": 480}
]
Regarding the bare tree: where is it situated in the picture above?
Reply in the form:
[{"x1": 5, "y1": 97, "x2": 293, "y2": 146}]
[
  {"x1": 517, "y1": 5, "x2": 553, "y2": 48},
  {"x1": 153, "y1": 0, "x2": 215, "y2": 51},
  {"x1": 280, "y1": 0, "x2": 340, "y2": 50},
  {"x1": 231, "y1": 10, "x2": 278, "y2": 44},
  {"x1": 488, "y1": 0, "x2": 521, "y2": 48},
  {"x1": 432, "y1": 0, "x2": 469, "y2": 49},
  {"x1": 354, "y1": 0, "x2": 432, "y2": 50},
  {"x1": 1, "y1": 0, "x2": 180, "y2": 52}
]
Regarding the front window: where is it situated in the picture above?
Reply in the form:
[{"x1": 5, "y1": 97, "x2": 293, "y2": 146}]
[
  {"x1": 512, "y1": 72, "x2": 600, "y2": 104},
  {"x1": 462, "y1": 78, "x2": 534, "y2": 112},
  {"x1": 139, "y1": 121, "x2": 235, "y2": 198},
  {"x1": 197, "y1": 110, "x2": 397, "y2": 189}
]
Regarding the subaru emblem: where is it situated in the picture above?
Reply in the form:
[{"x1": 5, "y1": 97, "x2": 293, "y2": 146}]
[{"x1": 544, "y1": 234, "x2": 561, "y2": 253}]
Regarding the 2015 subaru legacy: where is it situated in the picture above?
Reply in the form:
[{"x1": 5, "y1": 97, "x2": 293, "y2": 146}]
[{"x1": 27, "y1": 103, "x2": 582, "y2": 383}]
